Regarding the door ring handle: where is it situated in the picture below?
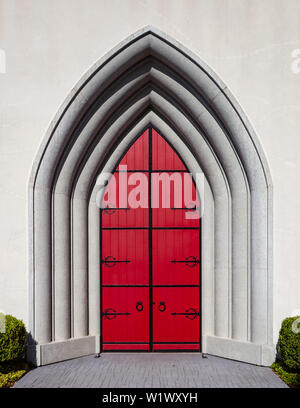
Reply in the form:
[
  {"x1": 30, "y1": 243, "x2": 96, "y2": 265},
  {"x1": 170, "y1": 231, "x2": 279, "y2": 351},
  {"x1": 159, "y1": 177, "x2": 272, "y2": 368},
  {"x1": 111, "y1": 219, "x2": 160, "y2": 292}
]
[
  {"x1": 158, "y1": 301, "x2": 166, "y2": 312},
  {"x1": 136, "y1": 301, "x2": 144, "y2": 312}
]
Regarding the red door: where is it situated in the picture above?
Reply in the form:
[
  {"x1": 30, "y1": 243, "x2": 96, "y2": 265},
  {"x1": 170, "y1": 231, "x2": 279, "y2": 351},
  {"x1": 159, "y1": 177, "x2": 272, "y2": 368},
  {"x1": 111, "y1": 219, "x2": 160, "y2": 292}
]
[{"x1": 101, "y1": 128, "x2": 201, "y2": 352}]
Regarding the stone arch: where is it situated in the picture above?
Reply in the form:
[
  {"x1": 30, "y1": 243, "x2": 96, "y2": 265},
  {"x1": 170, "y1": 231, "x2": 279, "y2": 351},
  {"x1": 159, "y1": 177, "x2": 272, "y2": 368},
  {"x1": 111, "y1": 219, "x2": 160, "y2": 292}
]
[{"x1": 28, "y1": 26, "x2": 273, "y2": 366}]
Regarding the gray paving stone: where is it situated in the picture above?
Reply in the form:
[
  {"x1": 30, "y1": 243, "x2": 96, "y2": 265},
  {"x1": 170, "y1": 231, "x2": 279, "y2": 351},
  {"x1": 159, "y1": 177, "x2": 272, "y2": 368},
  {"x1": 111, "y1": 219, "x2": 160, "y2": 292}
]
[{"x1": 14, "y1": 353, "x2": 287, "y2": 388}]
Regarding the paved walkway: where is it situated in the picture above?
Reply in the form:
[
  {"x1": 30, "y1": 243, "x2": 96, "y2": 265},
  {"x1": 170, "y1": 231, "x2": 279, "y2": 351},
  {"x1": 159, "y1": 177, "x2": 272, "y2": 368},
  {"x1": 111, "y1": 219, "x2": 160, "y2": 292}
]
[{"x1": 15, "y1": 353, "x2": 287, "y2": 388}]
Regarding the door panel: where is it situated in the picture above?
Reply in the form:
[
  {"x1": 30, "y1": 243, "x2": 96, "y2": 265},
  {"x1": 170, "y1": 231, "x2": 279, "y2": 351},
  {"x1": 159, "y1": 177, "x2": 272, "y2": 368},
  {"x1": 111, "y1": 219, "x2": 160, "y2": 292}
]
[
  {"x1": 102, "y1": 287, "x2": 149, "y2": 343},
  {"x1": 152, "y1": 129, "x2": 185, "y2": 170},
  {"x1": 153, "y1": 344, "x2": 200, "y2": 351},
  {"x1": 152, "y1": 229, "x2": 200, "y2": 286},
  {"x1": 152, "y1": 172, "x2": 200, "y2": 228},
  {"x1": 102, "y1": 172, "x2": 149, "y2": 228},
  {"x1": 102, "y1": 229, "x2": 149, "y2": 285},
  {"x1": 153, "y1": 287, "x2": 200, "y2": 344},
  {"x1": 103, "y1": 344, "x2": 149, "y2": 351},
  {"x1": 117, "y1": 130, "x2": 149, "y2": 170}
]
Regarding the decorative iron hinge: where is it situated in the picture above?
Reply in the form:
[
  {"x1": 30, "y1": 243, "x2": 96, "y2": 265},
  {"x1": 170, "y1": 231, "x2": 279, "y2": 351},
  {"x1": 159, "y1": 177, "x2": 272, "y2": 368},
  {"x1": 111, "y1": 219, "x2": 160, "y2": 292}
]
[
  {"x1": 171, "y1": 204, "x2": 197, "y2": 212},
  {"x1": 101, "y1": 256, "x2": 131, "y2": 267},
  {"x1": 102, "y1": 206, "x2": 130, "y2": 215},
  {"x1": 171, "y1": 308, "x2": 200, "y2": 320},
  {"x1": 102, "y1": 308, "x2": 131, "y2": 320},
  {"x1": 170, "y1": 256, "x2": 200, "y2": 267}
]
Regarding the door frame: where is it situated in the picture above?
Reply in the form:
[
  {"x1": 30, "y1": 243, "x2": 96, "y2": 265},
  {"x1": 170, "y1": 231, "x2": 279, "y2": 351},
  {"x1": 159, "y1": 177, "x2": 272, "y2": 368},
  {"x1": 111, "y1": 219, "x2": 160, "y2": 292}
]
[
  {"x1": 28, "y1": 27, "x2": 273, "y2": 366},
  {"x1": 99, "y1": 125, "x2": 202, "y2": 353}
]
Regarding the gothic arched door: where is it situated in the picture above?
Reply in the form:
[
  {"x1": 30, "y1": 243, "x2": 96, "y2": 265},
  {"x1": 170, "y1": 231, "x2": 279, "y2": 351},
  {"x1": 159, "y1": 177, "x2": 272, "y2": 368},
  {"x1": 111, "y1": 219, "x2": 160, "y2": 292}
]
[{"x1": 100, "y1": 127, "x2": 201, "y2": 352}]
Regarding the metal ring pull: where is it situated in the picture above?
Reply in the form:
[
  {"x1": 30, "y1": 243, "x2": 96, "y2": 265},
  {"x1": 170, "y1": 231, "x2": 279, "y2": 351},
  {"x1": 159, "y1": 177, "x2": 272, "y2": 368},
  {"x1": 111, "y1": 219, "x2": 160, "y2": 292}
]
[
  {"x1": 136, "y1": 301, "x2": 144, "y2": 312},
  {"x1": 158, "y1": 301, "x2": 166, "y2": 312}
]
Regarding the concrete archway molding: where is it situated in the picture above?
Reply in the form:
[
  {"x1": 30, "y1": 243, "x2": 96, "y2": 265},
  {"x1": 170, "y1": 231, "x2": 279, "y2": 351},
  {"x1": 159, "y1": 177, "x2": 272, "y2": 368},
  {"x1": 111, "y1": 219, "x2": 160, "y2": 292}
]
[{"x1": 28, "y1": 26, "x2": 274, "y2": 366}]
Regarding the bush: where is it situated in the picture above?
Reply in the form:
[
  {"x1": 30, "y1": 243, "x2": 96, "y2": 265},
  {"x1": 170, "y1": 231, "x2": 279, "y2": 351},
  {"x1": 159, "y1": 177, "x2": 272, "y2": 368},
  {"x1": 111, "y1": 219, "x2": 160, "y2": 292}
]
[
  {"x1": 0, "y1": 361, "x2": 30, "y2": 388},
  {"x1": 278, "y1": 316, "x2": 300, "y2": 372},
  {"x1": 272, "y1": 362, "x2": 300, "y2": 387},
  {"x1": 0, "y1": 370, "x2": 27, "y2": 388},
  {"x1": 0, "y1": 314, "x2": 27, "y2": 362}
]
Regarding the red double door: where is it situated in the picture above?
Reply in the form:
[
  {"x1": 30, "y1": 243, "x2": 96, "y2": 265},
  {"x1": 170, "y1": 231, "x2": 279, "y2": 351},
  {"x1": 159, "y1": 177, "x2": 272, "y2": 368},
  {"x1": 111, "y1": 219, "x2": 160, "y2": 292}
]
[{"x1": 101, "y1": 128, "x2": 201, "y2": 351}]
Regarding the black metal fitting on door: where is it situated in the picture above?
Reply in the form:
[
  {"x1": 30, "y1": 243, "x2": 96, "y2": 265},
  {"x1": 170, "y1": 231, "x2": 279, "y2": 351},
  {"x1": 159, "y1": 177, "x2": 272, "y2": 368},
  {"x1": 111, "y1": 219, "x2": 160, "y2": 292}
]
[
  {"x1": 136, "y1": 301, "x2": 144, "y2": 312},
  {"x1": 158, "y1": 301, "x2": 166, "y2": 312},
  {"x1": 102, "y1": 308, "x2": 131, "y2": 320},
  {"x1": 171, "y1": 308, "x2": 199, "y2": 320},
  {"x1": 171, "y1": 204, "x2": 196, "y2": 212},
  {"x1": 103, "y1": 206, "x2": 130, "y2": 215},
  {"x1": 101, "y1": 256, "x2": 131, "y2": 267},
  {"x1": 170, "y1": 256, "x2": 200, "y2": 268}
]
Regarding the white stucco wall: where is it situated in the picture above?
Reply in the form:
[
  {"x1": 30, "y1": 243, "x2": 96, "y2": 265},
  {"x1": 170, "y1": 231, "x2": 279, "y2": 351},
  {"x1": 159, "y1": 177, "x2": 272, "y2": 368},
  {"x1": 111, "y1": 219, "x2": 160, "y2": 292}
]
[{"x1": 0, "y1": 0, "x2": 299, "y2": 346}]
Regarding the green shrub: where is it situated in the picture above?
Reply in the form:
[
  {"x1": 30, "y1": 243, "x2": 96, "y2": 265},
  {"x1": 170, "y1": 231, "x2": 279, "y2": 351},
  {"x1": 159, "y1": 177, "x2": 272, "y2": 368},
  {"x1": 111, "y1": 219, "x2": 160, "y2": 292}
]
[
  {"x1": 272, "y1": 362, "x2": 300, "y2": 387},
  {"x1": 0, "y1": 314, "x2": 27, "y2": 362},
  {"x1": 0, "y1": 361, "x2": 30, "y2": 388},
  {"x1": 278, "y1": 316, "x2": 300, "y2": 372},
  {"x1": 0, "y1": 370, "x2": 27, "y2": 388}
]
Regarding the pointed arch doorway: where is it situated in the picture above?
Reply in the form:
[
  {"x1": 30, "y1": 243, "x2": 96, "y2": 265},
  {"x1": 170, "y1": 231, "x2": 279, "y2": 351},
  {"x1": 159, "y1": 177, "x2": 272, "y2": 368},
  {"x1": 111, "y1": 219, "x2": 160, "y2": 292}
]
[
  {"x1": 100, "y1": 127, "x2": 201, "y2": 352},
  {"x1": 28, "y1": 27, "x2": 274, "y2": 366}
]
